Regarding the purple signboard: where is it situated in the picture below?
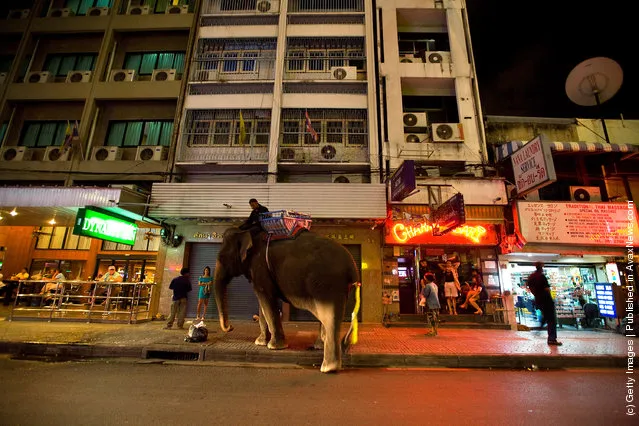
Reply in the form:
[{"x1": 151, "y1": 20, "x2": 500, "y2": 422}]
[
  {"x1": 390, "y1": 160, "x2": 416, "y2": 202},
  {"x1": 431, "y1": 193, "x2": 466, "y2": 236}
]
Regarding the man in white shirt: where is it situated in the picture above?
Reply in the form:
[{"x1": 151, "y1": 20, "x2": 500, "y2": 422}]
[{"x1": 100, "y1": 266, "x2": 123, "y2": 283}]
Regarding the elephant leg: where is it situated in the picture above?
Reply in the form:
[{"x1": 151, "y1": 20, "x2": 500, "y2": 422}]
[
  {"x1": 313, "y1": 323, "x2": 324, "y2": 350},
  {"x1": 315, "y1": 304, "x2": 342, "y2": 373},
  {"x1": 254, "y1": 303, "x2": 271, "y2": 346},
  {"x1": 256, "y1": 294, "x2": 287, "y2": 350}
]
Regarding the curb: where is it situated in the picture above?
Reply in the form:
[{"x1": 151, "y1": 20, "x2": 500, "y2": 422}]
[{"x1": 0, "y1": 341, "x2": 626, "y2": 369}]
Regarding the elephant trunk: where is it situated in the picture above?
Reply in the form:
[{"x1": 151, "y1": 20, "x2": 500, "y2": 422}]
[{"x1": 213, "y1": 260, "x2": 233, "y2": 332}]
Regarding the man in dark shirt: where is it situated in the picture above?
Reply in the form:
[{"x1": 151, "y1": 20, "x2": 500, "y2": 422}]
[
  {"x1": 239, "y1": 198, "x2": 269, "y2": 231},
  {"x1": 527, "y1": 262, "x2": 562, "y2": 345},
  {"x1": 165, "y1": 267, "x2": 192, "y2": 330}
]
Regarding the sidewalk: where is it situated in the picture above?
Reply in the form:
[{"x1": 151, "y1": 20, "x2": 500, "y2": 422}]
[{"x1": 0, "y1": 314, "x2": 627, "y2": 370}]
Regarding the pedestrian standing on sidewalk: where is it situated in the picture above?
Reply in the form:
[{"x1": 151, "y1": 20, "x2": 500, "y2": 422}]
[
  {"x1": 527, "y1": 262, "x2": 562, "y2": 346},
  {"x1": 421, "y1": 273, "x2": 440, "y2": 336},
  {"x1": 164, "y1": 267, "x2": 192, "y2": 330},
  {"x1": 196, "y1": 266, "x2": 212, "y2": 321}
]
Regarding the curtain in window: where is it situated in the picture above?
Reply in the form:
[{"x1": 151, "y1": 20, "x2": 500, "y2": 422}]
[
  {"x1": 124, "y1": 122, "x2": 143, "y2": 146},
  {"x1": 154, "y1": 0, "x2": 170, "y2": 13},
  {"x1": 124, "y1": 54, "x2": 142, "y2": 72},
  {"x1": 174, "y1": 53, "x2": 185, "y2": 73},
  {"x1": 107, "y1": 122, "x2": 126, "y2": 146},
  {"x1": 76, "y1": 55, "x2": 94, "y2": 71},
  {"x1": 145, "y1": 121, "x2": 162, "y2": 146},
  {"x1": 65, "y1": 0, "x2": 81, "y2": 14},
  {"x1": 140, "y1": 54, "x2": 158, "y2": 75},
  {"x1": 77, "y1": 0, "x2": 94, "y2": 15},
  {"x1": 59, "y1": 56, "x2": 77, "y2": 77},
  {"x1": 0, "y1": 123, "x2": 7, "y2": 144},
  {"x1": 38, "y1": 123, "x2": 57, "y2": 147},
  {"x1": 95, "y1": 0, "x2": 113, "y2": 7},
  {"x1": 21, "y1": 123, "x2": 40, "y2": 147},
  {"x1": 53, "y1": 123, "x2": 67, "y2": 146},
  {"x1": 157, "y1": 53, "x2": 174, "y2": 70},
  {"x1": 160, "y1": 122, "x2": 173, "y2": 146},
  {"x1": 45, "y1": 56, "x2": 62, "y2": 75},
  {"x1": 19, "y1": 56, "x2": 31, "y2": 79}
]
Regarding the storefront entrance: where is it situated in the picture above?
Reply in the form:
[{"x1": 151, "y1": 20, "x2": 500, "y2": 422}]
[{"x1": 187, "y1": 243, "x2": 258, "y2": 320}]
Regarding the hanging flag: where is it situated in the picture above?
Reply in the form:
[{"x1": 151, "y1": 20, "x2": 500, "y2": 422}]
[
  {"x1": 62, "y1": 121, "x2": 79, "y2": 154},
  {"x1": 238, "y1": 110, "x2": 247, "y2": 145},
  {"x1": 305, "y1": 109, "x2": 318, "y2": 143},
  {"x1": 172, "y1": 0, "x2": 180, "y2": 5}
]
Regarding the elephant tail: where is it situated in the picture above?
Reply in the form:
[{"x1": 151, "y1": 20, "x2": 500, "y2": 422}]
[{"x1": 341, "y1": 282, "x2": 362, "y2": 354}]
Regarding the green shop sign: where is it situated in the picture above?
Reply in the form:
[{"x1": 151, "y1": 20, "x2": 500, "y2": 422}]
[{"x1": 73, "y1": 207, "x2": 138, "y2": 245}]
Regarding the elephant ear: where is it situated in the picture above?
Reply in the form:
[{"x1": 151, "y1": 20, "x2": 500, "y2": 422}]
[{"x1": 239, "y1": 231, "x2": 253, "y2": 262}]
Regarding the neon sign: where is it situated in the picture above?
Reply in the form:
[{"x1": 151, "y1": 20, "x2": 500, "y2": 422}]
[{"x1": 389, "y1": 221, "x2": 495, "y2": 245}]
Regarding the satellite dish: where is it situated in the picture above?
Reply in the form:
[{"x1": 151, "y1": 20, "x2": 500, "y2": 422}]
[{"x1": 565, "y1": 57, "x2": 623, "y2": 106}]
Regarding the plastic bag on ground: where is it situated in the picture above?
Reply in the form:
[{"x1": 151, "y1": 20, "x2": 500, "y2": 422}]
[{"x1": 184, "y1": 320, "x2": 208, "y2": 343}]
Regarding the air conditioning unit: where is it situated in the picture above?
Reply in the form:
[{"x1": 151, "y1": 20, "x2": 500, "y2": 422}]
[
  {"x1": 48, "y1": 8, "x2": 75, "y2": 18},
  {"x1": 136, "y1": 145, "x2": 167, "y2": 161},
  {"x1": 399, "y1": 54, "x2": 420, "y2": 63},
  {"x1": 127, "y1": 2, "x2": 150, "y2": 15},
  {"x1": 87, "y1": 7, "x2": 110, "y2": 16},
  {"x1": 332, "y1": 174, "x2": 363, "y2": 183},
  {"x1": 7, "y1": 9, "x2": 30, "y2": 19},
  {"x1": 425, "y1": 51, "x2": 451, "y2": 64},
  {"x1": 320, "y1": 144, "x2": 339, "y2": 161},
  {"x1": 92, "y1": 146, "x2": 123, "y2": 161},
  {"x1": 109, "y1": 69, "x2": 136, "y2": 82},
  {"x1": 151, "y1": 69, "x2": 177, "y2": 82},
  {"x1": 1, "y1": 147, "x2": 32, "y2": 162},
  {"x1": 256, "y1": 0, "x2": 280, "y2": 13},
  {"x1": 329, "y1": 66, "x2": 357, "y2": 81},
  {"x1": 432, "y1": 123, "x2": 464, "y2": 142},
  {"x1": 44, "y1": 146, "x2": 71, "y2": 161},
  {"x1": 0, "y1": 73, "x2": 7, "y2": 85},
  {"x1": 166, "y1": 4, "x2": 189, "y2": 14},
  {"x1": 66, "y1": 70, "x2": 92, "y2": 83},
  {"x1": 570, "y1": 186, "x2": 602, "y2": 202},
  {"x1": 404, "y1": 133, "x2": 429, "y2": 144},
  {"x1": 403, "y1": 112, "x2": 428, "y2": 128},
  {"x1": 27, "y1": 71, "x2": 53, "y2": 84}
]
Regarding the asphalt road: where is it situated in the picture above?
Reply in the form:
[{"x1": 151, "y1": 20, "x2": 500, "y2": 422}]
[{"x1": 0, "y1": 356, "x2": 634, "y2": 426}]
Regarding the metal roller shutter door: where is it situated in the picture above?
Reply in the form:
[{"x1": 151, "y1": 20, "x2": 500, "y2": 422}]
[
  {"x1": 187, "y1": 243, "x2": 259, "y2": 320},
  {"x1": 290, "y1": 244, "x2": 362, "y2": 322}
]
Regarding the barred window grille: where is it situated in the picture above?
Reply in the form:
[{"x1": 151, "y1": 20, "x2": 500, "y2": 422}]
[
  {"x1": 290, "y1": 0, "x2": 364, "y2": 13},
  {"x1": 280, "y1": 109, "x2": 367, "y2": 146},
  {"x1": 285, "y1": 38, "x2": 365, "y2": 72},
  {"x1": 184, "y1": 109, "x2": 271, "y2": 147}
]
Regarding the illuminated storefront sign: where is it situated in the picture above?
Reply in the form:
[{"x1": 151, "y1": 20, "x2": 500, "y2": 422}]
[
  {"x1": 386, "y1": 221, "x2": 498, "y2": 245},
  {"x1": 516, "y1": 201, "x2": 639, "y2": 246},
  {"x1": 594, "y1": 283, "x2": 616, "y2": 318},
  {"x1": 73, "y1": 207, "x2": 138, "y2": 245}
]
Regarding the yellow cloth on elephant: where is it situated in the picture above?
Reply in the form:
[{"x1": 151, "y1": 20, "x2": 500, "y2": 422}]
[{"x1": 351, "y1": 282, "x2": 361, "y2": 345}]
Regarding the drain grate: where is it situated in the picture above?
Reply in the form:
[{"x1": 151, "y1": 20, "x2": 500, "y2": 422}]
[{"x1": 145, "y1": 350, "x2": 199, "y2": 361}]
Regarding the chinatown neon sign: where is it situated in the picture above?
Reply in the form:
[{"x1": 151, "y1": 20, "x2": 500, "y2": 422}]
[{"x1": 391, "y1": 222, "x2": 488, "y2": 244}]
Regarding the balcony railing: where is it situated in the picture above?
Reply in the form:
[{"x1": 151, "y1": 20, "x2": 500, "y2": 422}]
[
  {"x1": 277, "y1": 144, "x2": 368, "y2": 163},
  {"x1": 288, "y1": 0, "x2": 365, "y2": 13},
  {"x1": 202, "y1": 0, "x2": 280, "y2": 15},
  {"x1": 190, "y1": 57, "x2": 276, "y2": 82},
  {"x1": 177, "y1": 145, "x2": 269, "y2": 163}
]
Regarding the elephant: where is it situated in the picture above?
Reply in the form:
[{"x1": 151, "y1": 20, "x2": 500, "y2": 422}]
[{"x1": 213, "y1": 227, "x2": 360, "y2": 373}]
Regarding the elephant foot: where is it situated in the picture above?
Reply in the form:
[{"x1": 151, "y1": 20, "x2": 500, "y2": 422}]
[
  {"x1": 320, "y1": 360, "x2": 341, "y2": 373},
  {"x1": 267, "y1": 339, "x2": 288, "y2": 350},
  {"x1": 254, "y1": 334, "x2": 270, "y2": 346}
]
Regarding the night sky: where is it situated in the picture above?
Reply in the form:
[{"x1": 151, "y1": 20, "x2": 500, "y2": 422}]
[{"x1": 466, "y1": 1, "x2": 637, "y2": 119}]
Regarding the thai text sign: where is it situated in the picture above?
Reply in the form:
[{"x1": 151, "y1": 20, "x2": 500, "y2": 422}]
[
  {"x1": 511, "y1": 135, "x2": 556, "y2": 196},
  {"x1": 430, "y1": 193, "x2": 465, "y2": 236},
  {"x1": 390, "y1": 160, "x2": 416, "y2": 202},
  {"x1": 386, "y1": 221, "x2": 498, "y2": 245},
  {"x1": 73, "y1": 207, "x2": 138, "y2": 245},
  {"x1": 516, "y1": 201, "x2": 639, "y2": 246},
  {"x1": 594, "y1": 283, "x2": 616, "y2": 318}
]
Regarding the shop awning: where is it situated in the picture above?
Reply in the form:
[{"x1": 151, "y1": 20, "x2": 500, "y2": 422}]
[
  {"x1": 0, "y1": 186, "x2": 160, "y2": 227},
  {"x1": 494, "y1": 140, "x2": 638, "y2": 162}
]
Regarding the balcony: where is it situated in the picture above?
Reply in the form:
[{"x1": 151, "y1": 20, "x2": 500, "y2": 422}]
[
  {"x1": 190, "y1": 57, "x2": 276, "y2": 83},
  {"x1": 31, "y1": 11, "x2": 110, "y2": 33},
  {"x1": 398, "y1": 51, "x2": 455, "y2": 79},
  {"x1": 284, "y1": 38, "x2": 366, "y2": 81},
  {"x1": 277, "y1": 144, "x2": 368, "y2": 164},
  {"x1": 5, "y1": 79, "x2": 92, "y2": 101},
  {"x1": 202, "y1": 0, "x2": 280, "y2": 15}
]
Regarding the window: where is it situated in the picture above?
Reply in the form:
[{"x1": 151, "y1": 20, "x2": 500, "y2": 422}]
[
  {"x1": 190, "y1": 121, "x2": 210, "y2": 146},
  {"x1": 60, "y1": 0, "x2": 113, "y2": 16},
  {"x1": 212, "y1": 121, "x2": 231, "y2": 145},
  {"x1": 347, "y1": 50, "x2": 365, "y2": 70},
  {"x1": 255, "y1": 121, "x2": 270, "y2": 145},
  {"x1": 233, "y1": 120, "x2": 252, "y2": 145},
  {"x1": 328, "y1": 50, "x2": 345, "y2": 68},
  {"x1": 0, "y1": 56, "x2": 13, "y2": 73},
  {"x1": 101, "y1": 228, "x2": 160, "y2": 251},
  {"x1": 308, "y1": 50, "x2": 325, "y2": 72},
  {"x1": 143, "y1": 0, "x2": 190, "y2": 14},
  {"x1": 287, "y1": 50, "x2": 305, "y2": 72},
  {"x1": 0, "y1": 122, "x2": 7, "y2": 144},
  {"x1": 35, "y1": 227, "x2": 91, "y2": 250},
  {"x1": 242, "y1": 52, "x2": 258, "y2": 73},
  {"x1": 347, "y1": 120, "x2": 366, "y2": 145},
  {"x1": 282, "y1": 120, "x2": 301, "y2": 145},
  {"x1": 326, "y1": 121, "x2": 343, "y2": 144},
  {"x1": 222, "y1": 52, "x2": 239, "y2": 73},
  {"x1": 20, "y1": 121, "x2": 74, "y2": 148},
  {"x1": 124, "y1": 52, "x2": 186, "y2": 76},
  {"x1": 106, "y1": 120, "x2": 173, "y2": 147},
  {"x1": 185, "y1": 110, "x2": 271, "y2": 147},
  {"x1": 44, "y1": 53, "x2": 97, "y2": 77}
]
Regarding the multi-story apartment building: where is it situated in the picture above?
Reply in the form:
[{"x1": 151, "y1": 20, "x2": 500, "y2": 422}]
[{"x1": 0, "y1": 0, "x2": 199, "y2": 313}]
